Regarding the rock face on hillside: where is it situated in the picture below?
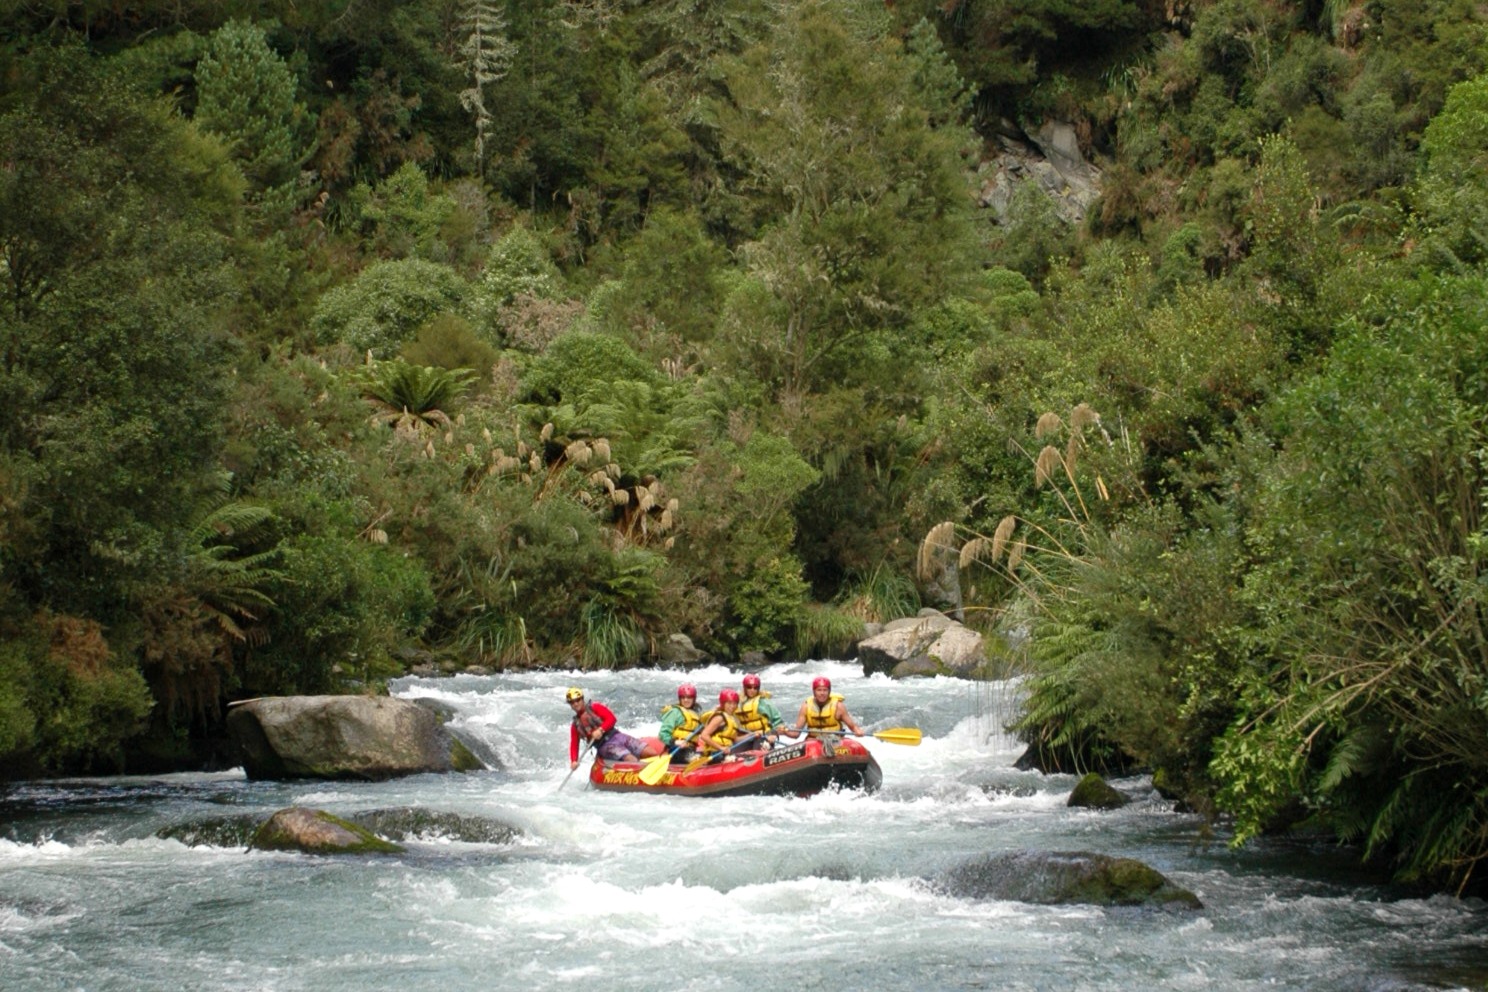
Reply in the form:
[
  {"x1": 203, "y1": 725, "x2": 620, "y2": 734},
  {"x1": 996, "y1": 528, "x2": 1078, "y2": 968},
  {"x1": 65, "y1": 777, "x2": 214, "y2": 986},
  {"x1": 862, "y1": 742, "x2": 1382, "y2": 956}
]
[
  {"x1": 226, "y1": 695, "x2": 485, "y2": 781},
  {"x1": 936, "y1": 850, "x2": 1202, "y2": 909},
  {"x1": 858, "y1": 610, "x2": 986, "y2": 678},
  {"x1": 979, "y1": 119, "x2": 1104, "y2": 227}
]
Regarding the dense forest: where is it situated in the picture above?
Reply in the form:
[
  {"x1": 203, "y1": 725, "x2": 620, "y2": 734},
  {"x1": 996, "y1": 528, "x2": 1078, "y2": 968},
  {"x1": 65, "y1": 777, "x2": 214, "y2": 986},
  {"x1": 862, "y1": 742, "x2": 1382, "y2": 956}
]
[{"x1": 2, "y1": 0, "x2": 1487, "y2": 893}]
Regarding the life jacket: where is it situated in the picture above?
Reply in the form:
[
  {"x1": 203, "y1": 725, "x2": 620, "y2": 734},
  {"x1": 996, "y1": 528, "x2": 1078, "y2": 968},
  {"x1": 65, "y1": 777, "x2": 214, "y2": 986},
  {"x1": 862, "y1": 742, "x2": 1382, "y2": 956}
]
[
  {"x1": 803, "y1": 694, "x2": 845, "y2": 731},
  {"x1": 697, "y1": 707, "x2": 746, "y2": 752},
  {"x1": 573, "y1": 707, "x2": 609, "y2": 742},
  {"x1": 737, "y1": 693, "x2": 774, "y2": 734},
  {"x1": 661, "y1": 703, "x2": 703, "y2": 739}
]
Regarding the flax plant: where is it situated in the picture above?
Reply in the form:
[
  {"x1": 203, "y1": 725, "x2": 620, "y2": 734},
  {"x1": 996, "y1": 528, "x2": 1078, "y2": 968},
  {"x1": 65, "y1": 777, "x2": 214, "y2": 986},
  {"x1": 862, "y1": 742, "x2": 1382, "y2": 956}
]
[{"x1": 917, "y1": 404, "x2": 1166, "y2": 775}]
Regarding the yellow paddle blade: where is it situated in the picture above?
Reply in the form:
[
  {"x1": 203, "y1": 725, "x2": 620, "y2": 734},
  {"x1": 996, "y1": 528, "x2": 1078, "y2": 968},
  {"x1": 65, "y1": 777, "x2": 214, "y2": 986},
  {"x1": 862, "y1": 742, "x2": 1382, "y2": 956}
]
[
  {"x1": 869, "y1": 727, "x2": 921, "y2": 746},
  {"x1": 638, "y1": 753, "x2": 673, "y2": 785}
]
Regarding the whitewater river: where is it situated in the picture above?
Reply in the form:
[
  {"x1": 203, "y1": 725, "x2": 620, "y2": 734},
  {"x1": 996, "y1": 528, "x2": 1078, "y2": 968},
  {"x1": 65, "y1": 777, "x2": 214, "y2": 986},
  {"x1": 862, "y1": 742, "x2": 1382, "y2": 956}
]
[{"x1": 2, "y1": 661, "x2": 1484, "y2": 991}]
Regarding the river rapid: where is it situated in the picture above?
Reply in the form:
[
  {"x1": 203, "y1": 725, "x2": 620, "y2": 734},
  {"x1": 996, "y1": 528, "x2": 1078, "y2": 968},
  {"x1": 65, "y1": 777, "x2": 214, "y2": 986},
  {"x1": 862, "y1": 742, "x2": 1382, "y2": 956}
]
[{"x1": 2, "y1": 661, "x2": 1484, "y2": 991}]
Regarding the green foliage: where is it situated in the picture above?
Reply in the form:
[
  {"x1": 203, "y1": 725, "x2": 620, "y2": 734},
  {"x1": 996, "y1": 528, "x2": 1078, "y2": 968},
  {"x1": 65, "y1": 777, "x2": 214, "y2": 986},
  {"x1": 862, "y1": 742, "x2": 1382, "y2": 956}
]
[
  {"x1": 729, "y1": 431, "x2": 821, "y2": 540},
  {"x1": 311, "y1": 258, "x2": 468, "y2": 358},
  {"x1": 359, "y1": 359, "x2": 477, "y2": 430},
  {"x1": 580, "y1": 548, "x2": 665, "y2": 669},
  {"x1": 250, "y1": 534, "x2": 434, "y2": 695},
  {"x1": 522, "y1": 330, "x2": 663, "y2": 402},
  {"x1": 892, "y1": 0, "x2": 1152, "y2": 92},
  {"x1": 349, "y1": 162, "x2": 461, "y2": 262},
  {"x1": 992, "y1": 180, "x2": 1073, "y2": 286},
  {"x1": 134, "y1": 491, "x2": 282, "y2": 726},
  {"x1": 400, "y1": 313, "x2": 499, "y2": 384},
  {"x1": 718, "y1": 0, "x2": 982, "y2": 396},
  {"x1": 193, "y1": 19, "x2": 309, "y2": 193},
  {"x1": 0, "y1": 44, "x2": 243, "y2": 622},
  {"x1": 793, "y1": 602, "x2": 866, "y2": 661},
  {"x1": 1215, "y1": 274, "x2": 1488, "y2": 888},
  {"x1": 837, "y1": 563, "x2": 921, "y2": 625},
  {"x1": 0, "y1": 613, "x2": 152, "y2": 776},
  {"x1": 475, "y1": 225, "x2": 564, "y2": 316},
  {"x1": 589, "y1": 207, "x2": 729, "y2": 349},
  {"x1": 1416, "y1": 68, "x2": 1488, "y2": 266},
  {"x1": 729, "y1": 554, "x2": 810, "y2": 655}
]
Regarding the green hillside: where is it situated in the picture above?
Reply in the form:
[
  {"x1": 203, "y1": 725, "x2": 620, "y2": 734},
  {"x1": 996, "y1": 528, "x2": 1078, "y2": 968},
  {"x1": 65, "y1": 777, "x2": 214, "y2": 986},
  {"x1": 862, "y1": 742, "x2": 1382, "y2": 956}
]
[{"x1": 2, "y1": 0, "x2": 1486, "y2": 893}]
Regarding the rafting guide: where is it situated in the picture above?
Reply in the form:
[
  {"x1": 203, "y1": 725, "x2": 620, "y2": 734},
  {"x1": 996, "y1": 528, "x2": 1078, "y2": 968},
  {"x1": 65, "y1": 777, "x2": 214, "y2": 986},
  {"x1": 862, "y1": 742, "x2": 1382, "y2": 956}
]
[{"x1": 566, "y1": 687, "x2": 662, "y2": 768}]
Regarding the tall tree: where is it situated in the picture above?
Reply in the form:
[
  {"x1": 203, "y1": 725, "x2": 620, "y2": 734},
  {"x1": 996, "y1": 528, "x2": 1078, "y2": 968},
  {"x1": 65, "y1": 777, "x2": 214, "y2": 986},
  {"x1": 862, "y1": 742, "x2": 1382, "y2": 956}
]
[
  {"x1": 193, "y1": 19, "x2": 310, "y2": 194},
  {"x1": 716, "y1": 0, "x2": 982, "y2": 400},
  {"x1": 0, "y1": 45, "x2": 243, "y2": 620},
  {"x1": 455, "y1": 0, "x2": 516, "y2": 175}
]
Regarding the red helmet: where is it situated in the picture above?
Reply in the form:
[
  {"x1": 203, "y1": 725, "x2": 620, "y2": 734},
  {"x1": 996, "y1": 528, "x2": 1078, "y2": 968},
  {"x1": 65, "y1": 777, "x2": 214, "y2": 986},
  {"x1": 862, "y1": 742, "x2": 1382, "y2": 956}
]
[
  {"x1": 742, "y1": 673, "x2": 761, "y2": 690},
  {"x1": 677, "y1": 683, "x2": 697, "y2": 699},
  {"x1": 719, "y1": 688, "x2": 740, "y2": 704},
  {"x1": 812, "y1": 676, "x2": 831, "y2": 691}
]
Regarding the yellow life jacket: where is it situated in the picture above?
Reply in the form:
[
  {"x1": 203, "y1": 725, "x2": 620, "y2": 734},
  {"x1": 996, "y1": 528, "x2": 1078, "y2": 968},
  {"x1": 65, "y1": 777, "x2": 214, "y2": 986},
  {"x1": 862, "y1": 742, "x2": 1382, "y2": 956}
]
[
  {"x1": 737, "y1": 693, "x2": 774, "y2": 734},
  {"x1": 804, "y1": 694, "x2": 845, "y2": 731},
  {"x1": 660, "y1": 703, "x2": 703, "y2": 738},
  {"x1": 696, "y1": 708, "x2": 746, "y2": 752}
]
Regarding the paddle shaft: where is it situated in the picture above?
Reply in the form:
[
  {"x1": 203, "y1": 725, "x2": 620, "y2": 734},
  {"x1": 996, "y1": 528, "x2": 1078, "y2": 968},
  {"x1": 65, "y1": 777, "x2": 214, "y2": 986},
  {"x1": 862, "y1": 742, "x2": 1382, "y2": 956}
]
[
  {"x1": 558, "y1": 738, "x2": 595, "y2": 791},
  {"x1": 784, "y1": 726, "x2": 921, "y2": 745}
]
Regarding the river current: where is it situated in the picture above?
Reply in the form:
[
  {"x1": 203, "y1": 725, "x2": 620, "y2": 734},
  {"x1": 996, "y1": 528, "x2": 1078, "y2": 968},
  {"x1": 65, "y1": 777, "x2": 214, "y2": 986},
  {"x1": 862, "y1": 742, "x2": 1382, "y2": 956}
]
[{"x1": 1, "y1": 661, "x2": 1484, "y2": 991}]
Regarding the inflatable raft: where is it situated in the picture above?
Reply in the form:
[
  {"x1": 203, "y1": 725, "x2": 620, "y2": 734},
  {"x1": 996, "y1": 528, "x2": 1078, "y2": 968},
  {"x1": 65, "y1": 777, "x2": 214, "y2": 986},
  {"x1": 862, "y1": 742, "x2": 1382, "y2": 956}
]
[{"x1": 588, "y1": 734, "x2": 883, "y2": 797}]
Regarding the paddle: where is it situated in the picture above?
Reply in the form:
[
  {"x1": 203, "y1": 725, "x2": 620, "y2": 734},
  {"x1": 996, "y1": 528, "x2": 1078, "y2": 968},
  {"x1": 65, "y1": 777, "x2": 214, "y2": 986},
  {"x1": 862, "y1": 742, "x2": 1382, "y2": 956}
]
[
  {"x1": 638, "y1": 729, "x2": 702, "y2": 786},
  {"x1": 558, "y1": 738, "x2": 595, "y2": 792},
  {"x1": 682, "y1": 732, "x2": 761, "y2": 774},
  {"x1": 791, "y1": 726, "x2": 922, "y2": 746}
]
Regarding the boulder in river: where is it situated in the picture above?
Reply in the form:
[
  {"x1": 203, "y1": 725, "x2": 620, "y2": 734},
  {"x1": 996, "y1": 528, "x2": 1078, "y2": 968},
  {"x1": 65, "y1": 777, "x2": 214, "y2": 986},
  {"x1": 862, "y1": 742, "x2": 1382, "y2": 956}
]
[
  {"x1": 935, "y1": 850, "x2": 1202, "y2": 909},
  {"x1": 250, "y1": 806, "x2": 402, "y2": 855},
  {"x1": 346, "y1": 807, "x2": 522, "y2": 844},
  {"x1": 226, "y1": 695, "x2": 485, "y2": 781},
  {"x1": 1067, "y1": 773, "x2": 1132, "y2": 810}
]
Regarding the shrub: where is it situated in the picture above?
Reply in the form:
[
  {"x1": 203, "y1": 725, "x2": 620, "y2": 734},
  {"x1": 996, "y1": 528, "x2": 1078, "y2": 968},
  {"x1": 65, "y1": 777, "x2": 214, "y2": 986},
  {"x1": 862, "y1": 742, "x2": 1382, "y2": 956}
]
[{"x1": 311, "y1": 258, "x2": 468, "y2": 358}]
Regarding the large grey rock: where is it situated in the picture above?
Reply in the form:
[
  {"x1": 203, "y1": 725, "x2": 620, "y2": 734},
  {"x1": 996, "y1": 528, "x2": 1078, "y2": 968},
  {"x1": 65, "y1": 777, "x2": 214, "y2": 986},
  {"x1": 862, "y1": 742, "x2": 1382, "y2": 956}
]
[
  {"x1": 936, "y1": 850, "x2": 1201, "y2": 909},
  {"x1": 250, "y1": 806, "x2": 402, "y2": 855},
  {"x1": 226, "y1": 695, "x2": 485, "y2": 781},
  {"x1": 859, "y1": 611, "x2": 986, "y2": 678},
  {"x1": 655, "y1": 633, "x2": 709, "y2": 667}
]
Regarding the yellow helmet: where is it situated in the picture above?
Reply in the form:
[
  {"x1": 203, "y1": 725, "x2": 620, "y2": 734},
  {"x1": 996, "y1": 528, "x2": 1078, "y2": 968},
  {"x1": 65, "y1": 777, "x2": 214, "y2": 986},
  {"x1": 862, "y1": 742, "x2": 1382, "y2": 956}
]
[{"x1": 564, "y1": 687, "x2": 584, "y2": 702}]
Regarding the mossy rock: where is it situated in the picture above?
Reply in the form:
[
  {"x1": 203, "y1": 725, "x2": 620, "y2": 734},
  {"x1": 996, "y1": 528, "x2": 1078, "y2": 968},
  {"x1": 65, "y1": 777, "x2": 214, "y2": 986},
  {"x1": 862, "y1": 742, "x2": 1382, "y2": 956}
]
[
  {"x1": 1068, "y1": 772, "x2": 1131, "y2": 809},
  {"x1": 347, "y1": 807, "x2": 521, "y2": 844},
  {"x1": 157, "y1": 814, "x2": 262, "y2": 848},
  {"x1": 936, "y1": 850, "x2": 1202, "y2": 909},
  {"x1": 250, "y1": 807, "x2": 403, "y2": 855}
]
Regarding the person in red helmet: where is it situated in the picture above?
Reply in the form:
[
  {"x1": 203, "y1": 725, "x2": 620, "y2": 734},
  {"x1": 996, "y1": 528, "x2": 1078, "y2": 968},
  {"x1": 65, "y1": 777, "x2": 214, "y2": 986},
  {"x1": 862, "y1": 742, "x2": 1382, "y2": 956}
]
[
  {"x1": 657, "y1": 683, "x2": 704, "y2": 762},
  {"x1": 794, "y1": 676, "x2": 864, "y2": 736},
  {"x1": 738, "y1": 672, "x2": 789, "y2": 745},
  {"x1": 694, "y1": 688, "x2": 751, "y2": 759},
  {"x1": 565, "y1": 687, "x2": 662, "y2": 769}
]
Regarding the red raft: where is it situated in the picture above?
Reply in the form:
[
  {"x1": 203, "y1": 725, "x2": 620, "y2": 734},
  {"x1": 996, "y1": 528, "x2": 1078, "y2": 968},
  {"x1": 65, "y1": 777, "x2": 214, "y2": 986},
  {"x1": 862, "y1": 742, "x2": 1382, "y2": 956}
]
[{"x1": 588, "y1": 735, "x2": 883, "y2": 797}]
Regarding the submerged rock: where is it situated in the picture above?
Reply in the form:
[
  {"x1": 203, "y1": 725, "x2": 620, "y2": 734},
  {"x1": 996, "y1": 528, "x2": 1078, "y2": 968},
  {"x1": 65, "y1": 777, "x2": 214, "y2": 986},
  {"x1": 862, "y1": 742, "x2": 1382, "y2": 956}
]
[
  {"x1": 936, "y1": 850, "x2": 1201, "y2": 909},
  {"x1": 250, "y1": 806, "x2": 402, "y2": 855},
  {"x1": 347, "y1": 807, "x2": 521, "y2": 844},
  {"x1": 157, "y1": 814, "x2": 262, "y2": 848},
  {"x1": 226, "y1": 695, "x2": 486, "y2": 781},
  {"x1": 1067, "y1": 773, "x2": 1131, "y2": 810}
]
